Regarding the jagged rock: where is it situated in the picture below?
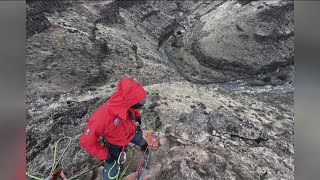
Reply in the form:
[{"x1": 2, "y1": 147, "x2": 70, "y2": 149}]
[
  {"x1": 164, "y1": 108, "x2": 293, "y2": 179},
  {"x1": 162, "y1": 0, "x2": 293, "y2": 84},
  {"x1": 196, "y1": 0, "x2": 293, "y2": 75},
  {"x1": 26, "y1": 1, "x2": 293, "y2": 180}
]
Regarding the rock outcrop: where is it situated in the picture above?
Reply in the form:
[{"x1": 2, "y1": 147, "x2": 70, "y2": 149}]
[
  {"x1": 160, "y1": 108, "x2": 293, "y2": 179},
  {"x1": 26, "y1": 0, "x2": 294, "y2": 180},
  {"x1": 162, "y1": 0, "x2": 294, "y2": 83}
]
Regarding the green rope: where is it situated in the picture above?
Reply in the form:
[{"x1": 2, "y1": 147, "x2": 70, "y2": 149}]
[
  {"x1": 26, "y1": 172, "x2": 43, "y2": 180},
  {"x1": 68, "y1": 161, "x2": 104, "y2": 180},
  {"x1": 26, "y1": 137, "x2": 135, "y2": 180},
  {"x1": 26, "y1": 136, "x2": 101, "y2": 180},
  {"x1": 27, "y1": 137, "x2": 72, "y2": 180},
  {"x1": 108, "y1": 160, "x2": 120, "y2": 180},
  {"x1": 51, "y1": 137, "x2": 72, "y2": 174},
  {"x1": 107, "y1": 148, "x2": 134, "y2": 180},
  {"x1": 118, "y1": 148, "x2": 133, "y2": 180}
]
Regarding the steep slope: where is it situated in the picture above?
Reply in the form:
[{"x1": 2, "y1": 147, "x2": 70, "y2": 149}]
[{"x1": 26, "y1": 0, "x2": 294, "y2": 179}]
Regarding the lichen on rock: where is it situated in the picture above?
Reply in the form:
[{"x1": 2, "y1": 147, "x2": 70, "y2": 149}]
[{"x1": 26, "y1": 0, "x2": 293, "y2": 179}]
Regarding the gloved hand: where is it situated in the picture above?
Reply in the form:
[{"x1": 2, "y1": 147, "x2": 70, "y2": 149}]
[
  {"x1": 135, "y1": 117, "x2": 143, "y2": 134},
  {"x1": 135, "y1": 117, "x2": 142, "y2": 126},
  {"x1": 136, "y1": 124, "x2": 142, "y2": 133}
]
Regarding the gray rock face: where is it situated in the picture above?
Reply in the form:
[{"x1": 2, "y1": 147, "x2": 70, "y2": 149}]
[
  {"x1": 197, "y1": 1, "x2": 293, "y2": 73},
  {"x1": 26, "y1": 0, "x2": 76, "y2": 38},
  {"x1": 26, "y1": 0, "x2": 293, "y2": 180},
  {"x1": 162, "y1": 0, "x2": 293, "y2": 83},
  {"x1": 164, "y1": 108, "x2": 293, "y2": 179}
]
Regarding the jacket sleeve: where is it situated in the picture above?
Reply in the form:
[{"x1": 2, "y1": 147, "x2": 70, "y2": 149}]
[{"x1": 79, "y1": 120, "x2": 109, "y2": 160}]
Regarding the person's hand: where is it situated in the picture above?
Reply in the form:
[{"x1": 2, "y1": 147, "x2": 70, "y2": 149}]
[
  {"x1": 136, "y1": 124, "x2": 143, "y2": 137},
  {"x1": 135, "y1": 117, "x2": 143, "y2": 134},
  {"x1": 135, "y1": 117, "x2": 142, "y2": 126}
]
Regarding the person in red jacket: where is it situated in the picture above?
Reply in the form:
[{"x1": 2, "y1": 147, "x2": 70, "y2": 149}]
[{"x1": 79, "y1": 77, "x2": 148, "y2": 180}]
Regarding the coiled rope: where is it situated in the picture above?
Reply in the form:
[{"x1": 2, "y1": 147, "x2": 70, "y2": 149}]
[{"x1": 26, "y1": 137, "x2": 103, "y2": 180}]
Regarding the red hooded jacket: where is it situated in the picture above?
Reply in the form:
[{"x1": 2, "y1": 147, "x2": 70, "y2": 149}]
[{"x1": 79, "y1": 78, "x2": 147, "y2": 160}]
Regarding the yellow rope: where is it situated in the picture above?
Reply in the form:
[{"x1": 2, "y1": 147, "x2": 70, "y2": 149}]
[
  {"x1": 51, "y1": 137, "x2": 72, "y2": 174},
  {"x1": 68, "y1": 161, "x2": 104, "y2": 180},
  {"x1": 27, "y1": 136, "x2": 102, "y2": 180},
  {"x1": 108, "y1": 160, "x2": 120, "y2": 179},
  {"x1": 26, "y1": 172, "x2": 43, "y2": 180},
  {"x1": 26, "y1": 137, "x2": 135, "y2": 180},
  {"x1": 118, "y1": 148, "x2": 133, "y2": 180}
]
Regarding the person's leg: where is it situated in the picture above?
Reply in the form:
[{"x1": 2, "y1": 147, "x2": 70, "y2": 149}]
[
  {"x1": 130, "y1": 131, "x2": 147, "y2": 147},
  {"x1": 103, "y1": 144, "x2": 121, "y2": 180},
  {"x1": 103, "y1": 160, "x2": 120, "y2": 180}
]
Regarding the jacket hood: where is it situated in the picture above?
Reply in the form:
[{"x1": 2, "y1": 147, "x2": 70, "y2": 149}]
[{"x1": 107, "y1": 77, "x2": 147, "y2": 119}]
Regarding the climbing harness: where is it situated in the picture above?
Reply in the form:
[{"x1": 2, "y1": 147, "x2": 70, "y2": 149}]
[
  {"x1": 133, "y1": 131, "x2": 160, "y2": 180},
  {"x1": 26, "y1": 136, "x2": 103, "y2": 180}
]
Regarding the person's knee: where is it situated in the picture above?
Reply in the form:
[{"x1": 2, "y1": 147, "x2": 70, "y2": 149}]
[
  {"x1": 131, "y1": 131, "x2": 141, "y2": 142},
  {"x1": 135, "y1": 130, "x2": 143, "y2": 138},
  {"x1": 132, "y1": 132, "x2": 146, "y2": 146},
  {"x1": 139, "y1": 137, "x2": 147, "y2": 146}
]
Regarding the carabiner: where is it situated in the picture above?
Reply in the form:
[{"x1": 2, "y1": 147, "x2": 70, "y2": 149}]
[{"x1": 117, "y1": 151, "x2": 126, "y2": 164}]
